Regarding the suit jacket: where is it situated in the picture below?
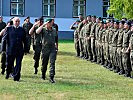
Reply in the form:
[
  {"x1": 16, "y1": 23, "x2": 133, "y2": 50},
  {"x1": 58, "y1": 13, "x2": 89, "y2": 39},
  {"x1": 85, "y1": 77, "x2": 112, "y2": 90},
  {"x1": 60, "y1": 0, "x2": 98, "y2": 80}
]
[{"x1": 2, "y1": 26, "x2": 27, "y2": 55}]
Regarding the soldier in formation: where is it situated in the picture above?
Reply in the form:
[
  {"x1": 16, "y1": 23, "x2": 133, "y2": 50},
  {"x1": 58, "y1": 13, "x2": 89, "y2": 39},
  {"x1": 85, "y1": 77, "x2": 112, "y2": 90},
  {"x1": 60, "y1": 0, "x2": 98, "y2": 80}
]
[{"x1": 71, "y1": 14, "x2": 133, "y2": 78}]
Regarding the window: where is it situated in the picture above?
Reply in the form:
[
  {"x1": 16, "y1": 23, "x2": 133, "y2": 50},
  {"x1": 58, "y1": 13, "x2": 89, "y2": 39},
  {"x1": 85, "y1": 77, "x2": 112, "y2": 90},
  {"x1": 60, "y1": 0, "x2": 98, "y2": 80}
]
[
  {"x1": 73, "y1": 0, "x2": 86, "y2": 17},
  {"x1": 10, "y1": 0, "x2": 24, "y2": 16},
  {"x1": 103, "y1": 0, "x2": 113, "y2": 18},
  {"x1": 42, "y1": 0, "x2": 56, "y2": 17}
]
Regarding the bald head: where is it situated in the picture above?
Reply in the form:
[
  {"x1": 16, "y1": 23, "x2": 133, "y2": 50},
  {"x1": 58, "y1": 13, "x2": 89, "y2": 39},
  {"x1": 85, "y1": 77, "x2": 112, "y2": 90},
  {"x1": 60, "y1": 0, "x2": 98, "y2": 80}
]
[{"x1": 13, "y1": 17, "x2": 20, "y2": 27}]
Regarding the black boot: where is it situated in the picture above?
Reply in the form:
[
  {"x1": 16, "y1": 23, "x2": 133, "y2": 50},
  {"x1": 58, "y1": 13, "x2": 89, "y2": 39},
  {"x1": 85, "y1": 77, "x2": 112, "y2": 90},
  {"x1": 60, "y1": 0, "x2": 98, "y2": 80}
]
[
  {"x1": 124, "y1": 71, "x2": 131, "y2": 77},
  {"x1": 118, "y1": 70, "x2": 125, "y2": 75},
  {"x1": 49, "y1": 76, "x2": 55, "y2": 83},
  {"x1": 34, "y1": 68, "x2": 38, "y2": 74},
  {"x1": 41, "y1": 74, "x2": 46, "y2": 80},
  {"x1": 1, "y1": 69, "x2": 5, "y2": 75},
  {"x1": 5, "y1": 74, "x2": 9, "y2": 79}
]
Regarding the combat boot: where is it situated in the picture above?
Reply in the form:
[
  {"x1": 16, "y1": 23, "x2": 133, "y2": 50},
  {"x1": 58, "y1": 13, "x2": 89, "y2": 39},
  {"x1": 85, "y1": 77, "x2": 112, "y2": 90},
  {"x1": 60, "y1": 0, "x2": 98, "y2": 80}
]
[{"x1": 49, "y1": 76, "x2": 55, "y2": 83}]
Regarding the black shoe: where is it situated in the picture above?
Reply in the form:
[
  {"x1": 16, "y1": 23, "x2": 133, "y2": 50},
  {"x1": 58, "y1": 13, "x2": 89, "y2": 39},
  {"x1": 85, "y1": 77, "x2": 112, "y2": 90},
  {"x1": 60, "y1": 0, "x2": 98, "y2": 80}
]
[
  {"x1": 5, "y1": 74, "x2": 9, "y2": 79},
  {"x1": 49, "y1": 76, "x2": 55, "y2": 83},
  {"x1": 118, "y1": 70, "x2": 125, "y2": 75},
  {"x1": 34, "y1": 69, "x2": 38, "y2": 74},
  {"x1": 124, "y1": 74, "x2": 131, "y2": 77},
  {"x1": 14, "y1": 78, "x2": 20, "y2": 82},
  {"x1": 1, "y1": 70, "x2": 5, "y2": 75},
  {"x1": 41, "y1": 75, "x2": 46, "y2": 80}
]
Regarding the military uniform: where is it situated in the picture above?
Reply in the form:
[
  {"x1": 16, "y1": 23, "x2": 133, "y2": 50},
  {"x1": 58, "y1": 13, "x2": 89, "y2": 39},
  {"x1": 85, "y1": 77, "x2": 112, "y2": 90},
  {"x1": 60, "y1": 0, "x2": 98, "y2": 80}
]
[
  {"x1": 79, "y1": 23, "x2": 85, "y2": 58},
  {"x1": 23, "y1": 22, "x2": 33, "y2": 53},
  {"x1": 98, "y1": 28, "x2": 104, "y2": 64},
  {"x1": 90, "y1": 22, "x2": 97, "y2": 61},
  {"x1": 33, "y1": 26, "x2": 42, "y2": 74},
  {"x1": 117, "y1": 28, "x2": 124, "y2": 74},
  {"x1": 77, "y1": 22, "x2": 84, "y2": 57},
  {"x1": 129, "y1": 31, "x2": 133, "y2": 77},
  {"x1": 111, "y1": 28, "x2": 119, "y2": 72},
  {"x1": 95, "y1": 23, "x2": 100, "y2": 63},
  {"x1": 108, "y1": 27, "x2": 114, "y2": 69},
  {"x1": 122, "y1": 29, "x2": 132, "y2": 77},
  {"x1": 84, "y1": 21, "x2": 93, "y2": 60},
  {"x1": 41, "y1": 26, "x2": 57, "y2": 81}
]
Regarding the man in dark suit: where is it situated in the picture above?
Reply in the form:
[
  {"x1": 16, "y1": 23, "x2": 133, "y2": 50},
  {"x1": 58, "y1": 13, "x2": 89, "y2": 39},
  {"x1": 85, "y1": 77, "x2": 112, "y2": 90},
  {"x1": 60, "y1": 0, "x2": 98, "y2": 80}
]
[{"x1": 2, "y1": 17, "x2": 26, "y2": 81}]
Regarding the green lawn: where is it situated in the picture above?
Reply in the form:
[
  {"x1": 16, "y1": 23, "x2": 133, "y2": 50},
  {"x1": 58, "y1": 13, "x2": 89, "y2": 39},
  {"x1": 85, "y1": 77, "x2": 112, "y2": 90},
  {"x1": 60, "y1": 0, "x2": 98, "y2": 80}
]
[{"x1": 0, "y1": 40, "x2": 133, "y2": 100}]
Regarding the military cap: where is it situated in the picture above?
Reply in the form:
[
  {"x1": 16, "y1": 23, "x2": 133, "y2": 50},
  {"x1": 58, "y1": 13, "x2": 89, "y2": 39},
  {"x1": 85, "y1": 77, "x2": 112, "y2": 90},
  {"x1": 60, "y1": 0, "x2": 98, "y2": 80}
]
[
  {"x1": 38, "y1": 16, "x2": 44, "y2": 21},
  {"x1": 114, "y1": 20, "x2": 119, "y2": 25},
  {"x1": 120, "y1": 20, "x2": 125, "y2": 25},
  {"x1": 110, "y1": 19, "x2": 114, "y2": 23},
  {"x1": 125, "y1": 21, "x2": 131, "y2": 26},
  {"x1": 87, "y1": 15, "x2": 91, "y2": 17},
  {"x1": 106, "y1": 19, "x2": 110, "y2": 23},
  {"x1": 45, "y1": 18, "x2": 53, "y2": 23},
  {"x1": 76, "y1": 19, "x2": 81, "y2": 22},
  {"x1": 26, "y1": 16, "x2": 30, "y2": 19},
  {"x1": 97, "y1": 17, "x2": 102, "y2": 21},
  {"x1": 100, "y1": 21, "x2": 104, "y2": 24},
  {"x1": 92, "y1": 15, "x2": 96, "y2": 18}
]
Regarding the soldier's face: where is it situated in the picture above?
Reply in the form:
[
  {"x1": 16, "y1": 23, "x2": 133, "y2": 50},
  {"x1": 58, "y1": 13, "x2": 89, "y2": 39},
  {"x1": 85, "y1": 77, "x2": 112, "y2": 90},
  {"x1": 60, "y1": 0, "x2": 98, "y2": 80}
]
[
  {"x1": 26, "y1": 18, "x2": 30, "y2": 22},
  {"x1": 124, "y1": 23, "x2": 129, "y2": 29},
  {"x1": 114, "y1": 24, "x2": 119, "y2": 28},
  {"x1": 119, "y1": 23, "x2": 124, "y2": 29},
  {"x1": 87, "y1": 17, "x2": 91, "y2": 21}
]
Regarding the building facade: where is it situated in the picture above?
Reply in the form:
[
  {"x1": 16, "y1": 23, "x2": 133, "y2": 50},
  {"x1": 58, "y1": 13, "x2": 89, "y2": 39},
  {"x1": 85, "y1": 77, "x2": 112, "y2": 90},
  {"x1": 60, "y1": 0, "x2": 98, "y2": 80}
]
[{"x1": 0, "y1": 0, "x2": 110, "y2": 39}]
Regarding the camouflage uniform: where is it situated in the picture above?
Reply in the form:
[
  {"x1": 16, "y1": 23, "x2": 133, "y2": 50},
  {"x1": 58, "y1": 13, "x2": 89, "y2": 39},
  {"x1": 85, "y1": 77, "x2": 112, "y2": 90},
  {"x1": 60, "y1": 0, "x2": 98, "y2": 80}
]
[
  {"x1": 117, "y1": 28, "x2": 124, "y2": 74},
  {"x1": 90, "y1": 22, "x2": 97, "y2": 61},
  {"x1": 84, "y1": 22, "x2": 93, "y2": 60},
  {"x1": 122, "y1": 29, "x2": 132, "y2": 76}
]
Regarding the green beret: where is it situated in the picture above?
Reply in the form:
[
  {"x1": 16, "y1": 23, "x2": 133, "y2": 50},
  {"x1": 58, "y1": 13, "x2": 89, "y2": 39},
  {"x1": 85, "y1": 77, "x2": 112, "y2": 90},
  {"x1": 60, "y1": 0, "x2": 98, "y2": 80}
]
[
  {"x1": 45, "y1": 18, "x2": 53, "y2": 23},
  {"x1": 76, "y1": 19, "x2": 81, "y2": 22}
]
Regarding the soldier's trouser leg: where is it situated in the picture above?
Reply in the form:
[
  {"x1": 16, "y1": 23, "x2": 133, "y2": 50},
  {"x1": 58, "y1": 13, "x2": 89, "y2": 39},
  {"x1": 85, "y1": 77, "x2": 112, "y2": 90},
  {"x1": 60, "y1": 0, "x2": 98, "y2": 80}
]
[
  {"x1": 112, "y1": 47, "x2": 117, "y2": 70},
  {"x1": 91, "y1": 38, "x2": 96, "y2": 61},
  {"x1": 97, "y1": 44, "x2": 101, "y2": 63},
  {"x1": 79, "y1": 38, "x2": 84, "y2": 57},
  {"x1": 122, "y1": 48, "x2": 131, "y2": 76},
  {"x1": 95, "y1": 40, "x2": 98, "y2": 62},
  {"x1": 117, "y1": 47, "x2": 124, "y2": 74},
  {"x1": 1, "y1": 52, "x2": 6, "y2": 74},
  {"x1": 100, "y1": 45, "x2": 104, "y2": 65},
  {"x1": 109, "y1": 45, "x2": 113, "y2": 70},
  {"x1": 74, "y1": 40, "x2": 80, "y2": 57},
  {"x1": 103, "y1": 43, "x2": 107, "y2": 67},
  {"x1": 26, "y1": 36, "x2": 31, "y2": 52},
  {"x1": 49, "y1": 50, "x2": 56, "y2": 77},
  {"x1": 42, "y1": 49, "x2": 56, "y2": 77},
  {"x1": 130, "y1": 51, "x2": 133, "y2": 77},
  {"x1": 33, "y1": 44, "x2": 42, "y2": 69},
  {"x1": 84, "y1": 39, "x2": 88, "y2": 59},
  {"x1": 87, "y1": 39, "x2": 92, "y2": 60}
]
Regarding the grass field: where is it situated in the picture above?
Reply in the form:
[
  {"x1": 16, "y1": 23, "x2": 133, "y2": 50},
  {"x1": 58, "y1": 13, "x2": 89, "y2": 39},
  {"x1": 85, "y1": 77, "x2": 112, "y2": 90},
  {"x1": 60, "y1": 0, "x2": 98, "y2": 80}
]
[{"x1": 0, "y1": 40, "x2": 133, "y2": 100}]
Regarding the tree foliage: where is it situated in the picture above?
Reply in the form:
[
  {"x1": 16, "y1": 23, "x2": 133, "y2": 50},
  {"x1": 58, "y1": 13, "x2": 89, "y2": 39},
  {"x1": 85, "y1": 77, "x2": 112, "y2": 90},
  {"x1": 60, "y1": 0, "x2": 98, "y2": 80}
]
[{"x1": 107, "y1": 0, "x2": 133, "y2": 20}]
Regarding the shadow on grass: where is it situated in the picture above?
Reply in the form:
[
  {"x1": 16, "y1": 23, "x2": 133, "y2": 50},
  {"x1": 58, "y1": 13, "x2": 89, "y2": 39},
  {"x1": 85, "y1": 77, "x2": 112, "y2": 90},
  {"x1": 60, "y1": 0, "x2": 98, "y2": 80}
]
[{"x1": 58, "y1": 51, "x2": 76, "y2": 57}]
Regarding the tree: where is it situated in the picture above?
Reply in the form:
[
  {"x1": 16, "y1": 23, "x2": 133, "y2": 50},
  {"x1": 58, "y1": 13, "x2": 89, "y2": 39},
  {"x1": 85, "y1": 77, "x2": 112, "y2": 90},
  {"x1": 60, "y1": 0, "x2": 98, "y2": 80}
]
[{"x1": 107, "y1": 0, "x2": 133, "y2": 20}]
